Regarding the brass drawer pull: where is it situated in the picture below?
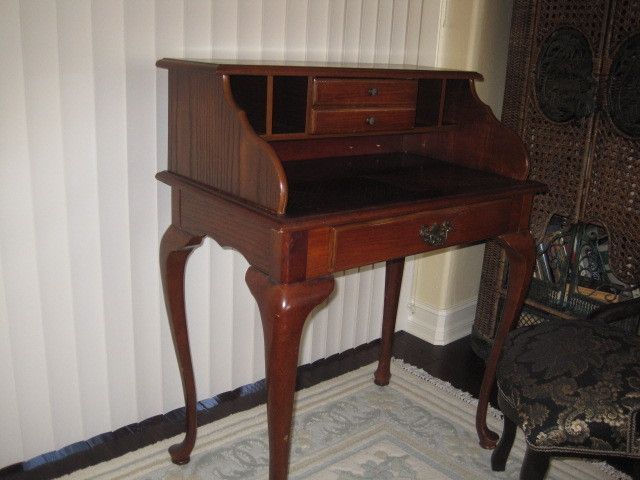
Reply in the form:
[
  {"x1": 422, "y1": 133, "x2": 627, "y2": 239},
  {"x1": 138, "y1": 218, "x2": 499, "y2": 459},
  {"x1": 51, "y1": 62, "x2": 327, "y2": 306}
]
[
  {"x1": 365, "y1": 116, "x2": 376, "y2": 126},
  {"x1": 419, "y1": 221, "x2": 452, "y2": 247},
  {"x1": 368, "y1": 87, "x2": 379, "y2": 96}
]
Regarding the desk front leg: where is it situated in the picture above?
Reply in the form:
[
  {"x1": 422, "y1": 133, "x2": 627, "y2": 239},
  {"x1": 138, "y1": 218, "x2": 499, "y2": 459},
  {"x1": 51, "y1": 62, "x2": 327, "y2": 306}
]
[
  {"x1": 160, "y1": 225, "x2": 204, "y2": 464},
  {"x1": 374, "y1": 257, "x2": 405, "y2": 386},
  {"x1": 246, "y1": 268, "x2": 334, "y2": 480},
  {"x1": 476, "y1": 231, "x2": 534, "y2": 449}
]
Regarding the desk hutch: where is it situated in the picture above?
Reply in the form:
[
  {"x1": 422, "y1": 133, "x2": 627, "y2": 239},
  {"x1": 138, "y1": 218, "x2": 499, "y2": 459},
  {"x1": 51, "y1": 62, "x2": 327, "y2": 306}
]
[{"x1": 156, "y1": 59, "x2": 544, "y2": 479}]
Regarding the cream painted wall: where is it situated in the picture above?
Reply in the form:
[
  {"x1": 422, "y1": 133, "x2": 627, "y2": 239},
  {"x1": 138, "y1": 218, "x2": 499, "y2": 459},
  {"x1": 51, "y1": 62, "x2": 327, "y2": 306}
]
[{"x1": 407, "y1": 0, "x2": 513, "y2": 338}]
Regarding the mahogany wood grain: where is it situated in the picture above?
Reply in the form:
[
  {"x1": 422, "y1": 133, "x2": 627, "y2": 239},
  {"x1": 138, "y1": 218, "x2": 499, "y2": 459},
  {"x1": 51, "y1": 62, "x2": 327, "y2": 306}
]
[
  {"x1": 269, "y1": 135, "x2": 406, "y2": 161},
  {"x1": 475, "y1": 231, "x2": 535, "y2": 449},
  {"x1": 309, "y1": 107, "x2": 415, "y2": 135},
  {"x1": 312, "y1": 78, "x2": 417, "y2": 106},
  {"x1": 156, "y1": 58, "x2": 484, "y2": 80},
  {"x1": 159, "y1": 225, "x2": 205, "y2": 464},
  {"x1": 330, "y1": 198, "x2": 513, "y2": 271},
  {"x1": 404, "y1": 80, "x2": 530, "y2": 181},
  {"x1": 246, "y1": 268, "x2": 334, "y2": 480},
  {"x1": 374, "y1": 257, "x2": 406, "y2": 386},
  {"x1": 165, "y1": 68, "x2": 287, "y2": 213},
  {"x1": 156, "y1": 60, "x2": 545, "y2": 476}
]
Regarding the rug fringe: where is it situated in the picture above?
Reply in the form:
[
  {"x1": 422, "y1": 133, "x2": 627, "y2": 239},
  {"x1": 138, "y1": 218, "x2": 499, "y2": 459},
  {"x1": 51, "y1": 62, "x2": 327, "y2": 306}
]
[{"x1": 391, "y1": 358, "x2": 502, "y2": 420}]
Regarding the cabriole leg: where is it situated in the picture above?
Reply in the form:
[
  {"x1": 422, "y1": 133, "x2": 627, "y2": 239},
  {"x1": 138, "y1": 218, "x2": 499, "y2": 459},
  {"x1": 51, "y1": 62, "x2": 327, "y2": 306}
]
[
  {"x1": 476, "y1": 231, "x2": 535, "y2": 448},
  {"x1": 246, "y1": 268, "x2": 334, "y2": 480},
  {"x1": 160, "y1": 225, "x2": 204, "y2": 464},
  {"x1": 374, "y1": 257, "x2": 405, "y2": 386}
]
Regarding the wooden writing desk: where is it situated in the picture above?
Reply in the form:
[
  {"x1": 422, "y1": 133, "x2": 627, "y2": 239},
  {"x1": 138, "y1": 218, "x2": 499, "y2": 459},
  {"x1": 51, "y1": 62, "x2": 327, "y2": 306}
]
[{"x1": 156, "y1": 59, "x2": 544, "y2": 479}]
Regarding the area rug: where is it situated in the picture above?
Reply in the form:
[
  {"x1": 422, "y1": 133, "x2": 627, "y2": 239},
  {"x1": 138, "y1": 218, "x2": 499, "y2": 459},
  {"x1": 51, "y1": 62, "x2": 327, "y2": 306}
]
[{"x1": 59, "y1": 360, "x2": 628, "y2": 479}]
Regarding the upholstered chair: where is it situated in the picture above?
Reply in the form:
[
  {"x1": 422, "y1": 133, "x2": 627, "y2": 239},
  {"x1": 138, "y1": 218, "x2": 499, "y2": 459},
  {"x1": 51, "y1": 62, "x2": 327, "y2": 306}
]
[{"x1": 491, "y1": 297, "x2": 640, "y2": 479}]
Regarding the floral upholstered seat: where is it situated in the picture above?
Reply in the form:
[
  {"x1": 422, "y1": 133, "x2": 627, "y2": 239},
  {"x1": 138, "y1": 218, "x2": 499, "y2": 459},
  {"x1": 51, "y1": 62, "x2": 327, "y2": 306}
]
[
  {"x1": 488, "y1": 298, "x2": 640, "y2": 480},
  {"x1": 497, "y1": 318, "x2": 640, "y2": 457}
]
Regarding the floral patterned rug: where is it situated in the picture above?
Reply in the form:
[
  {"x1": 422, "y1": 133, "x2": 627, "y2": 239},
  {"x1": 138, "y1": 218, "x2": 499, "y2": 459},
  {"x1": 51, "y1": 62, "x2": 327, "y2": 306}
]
[{"x1": 60, "y1": 360, "x2": 628, "y2": 479}]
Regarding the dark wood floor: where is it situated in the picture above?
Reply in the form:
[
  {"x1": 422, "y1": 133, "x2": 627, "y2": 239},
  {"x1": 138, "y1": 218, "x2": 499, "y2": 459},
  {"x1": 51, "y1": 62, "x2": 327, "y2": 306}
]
[{"x1": 0, "y1": 331, "x2": 493, "y2": 480}]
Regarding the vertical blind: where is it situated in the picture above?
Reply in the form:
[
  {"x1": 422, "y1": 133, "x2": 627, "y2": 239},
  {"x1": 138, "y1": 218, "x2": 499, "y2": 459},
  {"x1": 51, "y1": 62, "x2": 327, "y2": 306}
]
[{"x1": 0, "y1": 0, "x2": 441, "y2": 466}]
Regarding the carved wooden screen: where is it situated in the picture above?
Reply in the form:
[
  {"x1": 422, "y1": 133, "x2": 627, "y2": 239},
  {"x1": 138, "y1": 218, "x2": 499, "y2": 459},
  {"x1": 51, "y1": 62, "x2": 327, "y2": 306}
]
[
  {"x1": 583, "y1": 1, "x2": 640, "y2": 284},
  {"x1": 472, "y1": 0, "x2": 640, "y2": 355}
]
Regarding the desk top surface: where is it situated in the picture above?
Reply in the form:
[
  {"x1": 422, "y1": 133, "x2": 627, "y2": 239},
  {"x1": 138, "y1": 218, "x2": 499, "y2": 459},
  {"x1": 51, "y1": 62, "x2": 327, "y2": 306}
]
[
  {"x1": 283, "y1": 153, "x2": 541, "y2": 217},
  {"x1": 156, "y1": 58, "x2": 483, "y2": 80}
]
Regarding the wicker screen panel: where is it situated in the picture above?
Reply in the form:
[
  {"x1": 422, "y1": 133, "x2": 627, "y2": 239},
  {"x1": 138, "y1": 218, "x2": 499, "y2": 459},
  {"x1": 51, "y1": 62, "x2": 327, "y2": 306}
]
[
  {"x1": 582, "y1": 1, "x2": 640, "y2": 285},
  {"x1": 523, "y1": 0, "x2": 611, "y2": 239},
  {"x1": 500, "y1": 0, "x2": 537, "y2": 133},
  {"x1": 525, "y1": 97, "x2": 591, "y2": 238}
]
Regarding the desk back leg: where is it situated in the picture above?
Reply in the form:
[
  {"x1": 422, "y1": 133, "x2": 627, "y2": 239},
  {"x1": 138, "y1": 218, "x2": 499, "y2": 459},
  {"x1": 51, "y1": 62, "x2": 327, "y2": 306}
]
[
  {"x1": 160, "y1": 225, "x2": 204, "y2": 464},
  {"x1": 246, "y1": 268, "x2": 334, "y2": 480},
  {"x1": 374, "y1": 257, "x2": 405, "y2": 386}
]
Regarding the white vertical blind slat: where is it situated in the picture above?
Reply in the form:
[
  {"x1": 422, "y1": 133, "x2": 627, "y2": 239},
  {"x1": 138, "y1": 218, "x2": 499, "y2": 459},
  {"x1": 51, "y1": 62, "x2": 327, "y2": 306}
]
[
  {"x1": 237, "y1": 0, "x2": 264, "y2": 59},
  {"x1": 209, "y1": 244, "x2": 234, "y2": 394},
  {"x1": 19, "y1": 0, "x2": 84, "y2": 447},
  {"x1": 327, "y1": 0, "x2": 346, "y2": 62},
  {"x1": 342, "y1": 0, "x2": 362, "y2": 63},
  {"x1": 374, "y1": 0, "x2": 394, "y2": 63},
  {"x1": 211, "y1": 0, "x2": 238, "y2": 58},
  {"x1": 404, "y1": 0, "x2": 424, "y2": 64},
  {"x1": 0, "y1": 0, "x2": 444, "y2": 466},
  {"x1": 56, "y1": 0, "x2": 111, "y2": 438},
  {"x1": 0, "y1": 252, "x2": 23, "y2": 464},
  {"x1": 340, "y1": 269, "x2": 360, "y2": 351},
  {"x1": 306, "y1": 0, "x2": 329, "y2": 61},
  {"x1": 284, "y1": 0, "x2": 308, "y2": 60},
  {"x1": 355, "y1": 266, "x2": 374, "y2": 346},
  {"x1": 358, "y1": 0, "x2": 379, "y2": 63},
  {"x1": 184, "y1": 0, "x2": 213, "y2": 58},
  {"x1": 261, "y1": 0, "x2": 286, "y2": 60},
  {"x1": 231, "y1": 254, "x2": 256, "y2": 388},
  {"x1": 91, "y1": 0, "x2": 138, "y2": 429},
  {"x1": 184, "y1": 243, "x2": 213, "y2": 405},
  {"x1": 124, "y1": 0, "x2": 164, "y2": 420},
  {"x1": 0, "y1": 1, "x2": 55, "y2": 461},
  {"x1": 418, "y1": 0, "x2": 442, "y2": 66},
  {"x1": 389, "y1": 0, "x2": 410, "y2": 63}
]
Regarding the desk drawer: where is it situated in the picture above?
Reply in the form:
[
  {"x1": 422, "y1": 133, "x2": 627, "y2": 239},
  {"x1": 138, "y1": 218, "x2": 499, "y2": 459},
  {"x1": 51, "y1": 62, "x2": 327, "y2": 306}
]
[
  {"x1": 331, "y1": 199, "x2": 513, "y2": 271},
  {"x1": 309, "y1": 107, "x2": 415, "y2": 134},
  {"x1": 313, "y1": 78, "x2": 417, "y2": 106}
]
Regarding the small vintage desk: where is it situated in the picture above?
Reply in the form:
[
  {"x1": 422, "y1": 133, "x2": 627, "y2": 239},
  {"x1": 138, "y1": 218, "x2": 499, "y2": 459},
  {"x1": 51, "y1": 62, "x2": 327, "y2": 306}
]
[{"x1": 156, "y1": 59, "x2": 544, "y2": 479}]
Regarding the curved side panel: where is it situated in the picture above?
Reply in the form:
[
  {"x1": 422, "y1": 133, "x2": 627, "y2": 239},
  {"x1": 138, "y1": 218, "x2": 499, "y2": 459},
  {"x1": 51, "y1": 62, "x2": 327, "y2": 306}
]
[
  {"x1": 220, "y1": 75, "x2": 288, "y2": 214},
  {"x1": 167, "y1": 69, "x2": 288, "y2": 213},
  {"x1": 406, "y1": 80, "x2": 530, "y2": 181}
]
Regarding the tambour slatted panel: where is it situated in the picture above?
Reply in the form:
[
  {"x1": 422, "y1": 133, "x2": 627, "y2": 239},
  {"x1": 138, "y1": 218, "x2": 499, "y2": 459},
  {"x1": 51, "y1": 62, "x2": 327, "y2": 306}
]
[{"x1": 0, "y1": 0, "x2": 441, "y2": 467}]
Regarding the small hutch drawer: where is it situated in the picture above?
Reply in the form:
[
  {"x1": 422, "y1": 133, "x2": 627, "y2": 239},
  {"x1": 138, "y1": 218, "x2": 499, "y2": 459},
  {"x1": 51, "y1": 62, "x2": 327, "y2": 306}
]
[
  {"x1": 312, "y1": 78, "x2": 417, "y2": 106},
  {"x1": 330, "y1": 199, "x2": 514, "y2": 270},
  {"x1": 309, "y1": 107, "x2": 415, "y2": 134}
]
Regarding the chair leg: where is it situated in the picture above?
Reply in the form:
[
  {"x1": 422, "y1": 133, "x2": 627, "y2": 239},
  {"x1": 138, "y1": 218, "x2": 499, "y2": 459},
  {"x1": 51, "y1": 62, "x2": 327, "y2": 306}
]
[
  {"x1": 632, "y1": 460, "x2": 640, "y2": 480},
  {"x1": 520, "y1": 447, "x2": 550, "y2": 480},
  {"x1": 491, "y1": 413, "x2": 517, "y2": 471}
]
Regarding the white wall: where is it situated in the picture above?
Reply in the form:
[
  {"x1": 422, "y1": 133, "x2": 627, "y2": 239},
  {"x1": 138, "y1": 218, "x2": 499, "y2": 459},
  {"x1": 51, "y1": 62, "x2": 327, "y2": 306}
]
[{"x1": 0, "y1": 0, "x2": 443, "y2": 467}]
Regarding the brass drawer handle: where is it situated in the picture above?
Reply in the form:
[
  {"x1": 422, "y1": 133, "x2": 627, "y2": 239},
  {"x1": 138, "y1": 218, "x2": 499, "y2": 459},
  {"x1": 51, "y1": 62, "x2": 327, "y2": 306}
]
[
  {"x1": 365, "y1": 116, "x2": 376, "y2": 126},
  {"x1": 419, "y1": 221, "x2": 452, "y2": 247},
  {"x1": 368, "y1": 87, "x2": 379, "y2": 96}
]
